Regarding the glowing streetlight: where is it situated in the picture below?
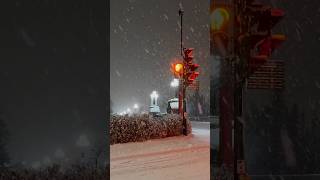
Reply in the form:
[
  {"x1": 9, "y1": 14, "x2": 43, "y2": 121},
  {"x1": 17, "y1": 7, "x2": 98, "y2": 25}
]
[
  {"x1": 170, "y1": 78, "x2": 179, "y2": 88},
  {"x1": 149, "y1": 91, "x2": 160, "y2": 114},
  {"x1": 150, "y1": 91, "x2": 159, "y2": 99},
  {"x1": 150, "y1": 91, "x2": 159, "y2": 106},
  {"x1": 133, "y1": 103, "x2": 139, "y2": 114}
]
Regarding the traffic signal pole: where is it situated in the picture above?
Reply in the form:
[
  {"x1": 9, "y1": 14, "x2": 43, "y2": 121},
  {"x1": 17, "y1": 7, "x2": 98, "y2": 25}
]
[
  {"x1": 179, "y1": 9, "x2": 184, "y2": 57},
  {"x1": 211, "y1": 2, "x2": 235, "y2": 177},
  {"x1": 233, "y1": 1, "x2": 243, "y2": 179},
  {"x1": 233, "y1": 1, "x2": 248, "y2": 179},
  {"x1": 177, "y1": 8, "x2": 200, "y2": 135},
  {"x1": 179, "y1": 8, "x2": 187, "y2": 135}
]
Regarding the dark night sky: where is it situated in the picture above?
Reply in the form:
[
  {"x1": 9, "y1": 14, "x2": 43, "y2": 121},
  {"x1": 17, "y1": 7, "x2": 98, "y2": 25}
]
[
  {"x1": 0, "y1": 1, "x2": 107, "y2": 167},
  {"x1": 110, "y1": 0, "x2": 210, "y2": 113}
]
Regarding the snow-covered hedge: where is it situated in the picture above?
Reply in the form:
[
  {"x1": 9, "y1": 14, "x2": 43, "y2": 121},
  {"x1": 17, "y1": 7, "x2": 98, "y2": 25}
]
[{"x1": 110, "y1": 114, "x2": 192, "y2": 144}]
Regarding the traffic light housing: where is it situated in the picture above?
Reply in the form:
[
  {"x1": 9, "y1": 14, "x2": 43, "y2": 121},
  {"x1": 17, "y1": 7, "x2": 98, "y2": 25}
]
[
  {"x1": 183, "y1": 48, "x2": 199, "y2": 86},
  {"x1": 183, "y1": 48, "x2": 194, "y2": 62},
  {"x1": 238, "y1": 4, "x2": 286, "y2": 74}
]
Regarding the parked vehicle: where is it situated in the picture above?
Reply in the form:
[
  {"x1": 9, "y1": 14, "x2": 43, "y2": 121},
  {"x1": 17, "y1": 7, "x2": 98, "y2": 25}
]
[{"x1": 167, "y1": 98, "x2": 179, "y2": 114}]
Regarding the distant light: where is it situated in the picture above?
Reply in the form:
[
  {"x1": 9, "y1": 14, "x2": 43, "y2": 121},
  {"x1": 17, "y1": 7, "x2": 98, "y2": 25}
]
[
  {"x1": 127, "y1": 108, "x2": 131, "y2": 112},
  {"x1": 133, "y1": 104, "x2": 139, "y2": 109},
  {"x1": 170, "y1": 78, "x2": 179, "y2": 87},
  {"x1": 174, "y1": 63, "x2": 183, "y2": 73},
  {"x1": 150, "y1": 91, "x2": 159, "y2": 99}
]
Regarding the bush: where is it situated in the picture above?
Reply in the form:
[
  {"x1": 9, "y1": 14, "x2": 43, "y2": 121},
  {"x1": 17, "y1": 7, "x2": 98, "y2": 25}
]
[
  {"x1": 0, "y1": 164, "x2": 109, "y2": 180},
  {"x1": 110, "y1": 114, "x2": 192, "y2": 145}
]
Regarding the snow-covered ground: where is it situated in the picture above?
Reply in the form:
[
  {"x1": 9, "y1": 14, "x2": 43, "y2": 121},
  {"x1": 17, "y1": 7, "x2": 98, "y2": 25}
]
[{"x1": 110, "y1": 121, "x2": 210, "y2": 180}]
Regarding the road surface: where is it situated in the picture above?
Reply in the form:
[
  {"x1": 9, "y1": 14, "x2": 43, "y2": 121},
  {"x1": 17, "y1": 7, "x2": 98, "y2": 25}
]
[{"x1": 110, "y1": 121, "x2": 210, "y2": 180}]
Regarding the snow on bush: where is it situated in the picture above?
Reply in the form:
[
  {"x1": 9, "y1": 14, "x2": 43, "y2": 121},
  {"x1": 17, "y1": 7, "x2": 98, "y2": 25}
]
[
  {"x1": 110, "y1": 114, "x2": 192, "y2": 144},
  {"x1": 0, "y1": 164, "x2": 108, "y2": 180}
]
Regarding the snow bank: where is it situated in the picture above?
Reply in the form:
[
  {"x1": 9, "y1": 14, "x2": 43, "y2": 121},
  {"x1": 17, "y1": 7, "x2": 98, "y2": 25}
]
[{"x1": 110, "y1": 114, "x2": 192, "y2": 145}]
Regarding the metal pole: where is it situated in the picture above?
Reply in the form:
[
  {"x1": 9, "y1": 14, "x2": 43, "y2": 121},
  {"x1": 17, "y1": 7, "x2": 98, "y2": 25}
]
[
  {"x1": 182, "y1": 81, "x2": 187, "y2": 135},
  {"x1": 234, "y1": 0, "x2": 239, "y2": 178},
  {"x1": 179, "y1": 8, "x2": 187, "y2": 136},
  {"x1": 179, "y1": 8, "x2": 184, "y2": 57},
  {"x1": 234, "y1": 1, "x2": 246, "y2": 179}
]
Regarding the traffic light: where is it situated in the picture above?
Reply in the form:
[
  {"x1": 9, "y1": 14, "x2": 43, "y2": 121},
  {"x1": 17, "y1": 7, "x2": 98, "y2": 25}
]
[
  {"x1": 210, "y1": 3, "x2": 232, "y2": 56},
  {"x1": 183, "y1": 48, "x2": 194, "y2": 62},
  {"x1": 175, "y1": 63, "x2": 183, "y2": 73},
  {"x1": 186, "y1": 71, "x2": 199, "y2": 85},
  {"x1": 171, "y1": 62, "x2": 184, "y2": 78},
  {"x1": 211, "y1": 7, "x2": 230, "y2": 31},
  {"x1": 183, "y1": 48, "x2": 199, "y2": 86},
  {"x1": 239, "y1": 4, "x2": 286, "y2": 74}
]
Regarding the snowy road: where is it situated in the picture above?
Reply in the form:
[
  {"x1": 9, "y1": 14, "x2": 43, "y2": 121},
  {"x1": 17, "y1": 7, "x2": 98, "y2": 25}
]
[{"x1": 110, "y1": 121, "x2": 210, "y2": 180}]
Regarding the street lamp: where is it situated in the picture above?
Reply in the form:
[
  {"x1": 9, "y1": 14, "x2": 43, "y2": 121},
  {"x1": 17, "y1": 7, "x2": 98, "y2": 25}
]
[
  {"x1": 170, "y1": 79, "x2": 179, "y2": 98},
  {"x1": 150, "y1": 91, "x2": 159, "y2": 106},
  {"x1": 133, "y1": 103, "x2": 139, "y2": 114},
  {"x1": 150, "y1": 91, "x2": 159, "y2": 101},
  {"x1": 170, "y1": 78, "x2": 179, "y2": 88},
  {"x1": 150, "y1": 91, "x2": 160, "y2": 115}
]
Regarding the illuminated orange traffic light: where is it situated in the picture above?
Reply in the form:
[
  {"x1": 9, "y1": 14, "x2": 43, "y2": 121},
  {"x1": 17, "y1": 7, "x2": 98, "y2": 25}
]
[
  {"x1": 171, "y1": 62, "x2": 184, "y2": 78},
  {"x1": 210, "y1": 4, "x2": 231, "y2": 56},
  {"x1": 175, "y1": 63, "x2": 183, "y2": 73},
  {"x1": 211, "y1": 7, "x2": 230, "y2": 31}
]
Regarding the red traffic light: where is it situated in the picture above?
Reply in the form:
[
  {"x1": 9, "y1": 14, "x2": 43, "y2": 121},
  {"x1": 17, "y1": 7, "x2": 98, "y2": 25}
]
[
  {"x1": 251, "y1": 34, "x2": 286, "y2": 59},
  {"x1": 187, "y1": 63, "x2": 200, "y2": 71},
  {"x1": 185, "y1": 63, "x2": 200, "y2": 86},
  {"x1": 183, "y1": 48, "x2": 194, "y2": 62},
  {"x1": 240, "y1": 4, "x2": 286, "y2": 75},
  {"x1": 261, "y1": 8, "x2": 285, "y2": 30},
  {"x1": 186, "y1": 71, "x2": 200, "y2": 85},
  {"x1": 188, "y1": 72, "x2": 199, "y2": 81}
]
